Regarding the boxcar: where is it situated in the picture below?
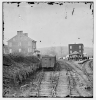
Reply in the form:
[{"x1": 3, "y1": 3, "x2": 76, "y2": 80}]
[{"x1": 41, "y1": 55, "x2": 56, "y2": 68}]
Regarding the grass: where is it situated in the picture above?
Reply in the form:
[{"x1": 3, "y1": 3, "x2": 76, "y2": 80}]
[{"x1": 3, "y1": 54, "x2": 40, "y2": 97}]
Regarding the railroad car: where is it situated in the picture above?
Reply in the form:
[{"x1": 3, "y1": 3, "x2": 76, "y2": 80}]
[{"x1": 41, "y1": 55, "x2": 56, "y2": 68}]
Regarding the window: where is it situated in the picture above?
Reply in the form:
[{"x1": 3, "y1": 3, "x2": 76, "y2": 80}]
[
  {"x1": 19, "y1": 49, "x2": 21, "y2": 52},
  {"x1": 79, "y1": 50, "x2": 81, "y2": 52},
  {"x1": 70, "y1": 46, "x2": 72, "y2": 49},
  {"x1": 9, "y1": 49, "x2": 12, "y2": 53},
  {"x1": 70, "y1": 50, "x2": 72, "y2": 54},
  {"x1": 33, "y1": 42, "x2": 36, "y2": 49},
  {"x1": 79, "y1": 45, "x2": 81, "y2": 49},
  {"x1": 9, "y1": 42, "x2": 12, "y2": 47}
]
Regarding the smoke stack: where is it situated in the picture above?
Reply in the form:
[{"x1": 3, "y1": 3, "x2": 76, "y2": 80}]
[
  {"x1": 17, "y1": 31, "x2": 23, "y2": 35},
  {"x1": 24, "y1": 33, "x2": 28, "y2": 36}
]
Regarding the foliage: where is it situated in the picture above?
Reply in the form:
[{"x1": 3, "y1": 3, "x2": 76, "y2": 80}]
[{"x1": 3, "y1": 54, "x2": 40, "y2": 97}]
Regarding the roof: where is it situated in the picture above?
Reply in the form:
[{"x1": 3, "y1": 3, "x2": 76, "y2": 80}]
[
  {"x1": 7, "y1": 35, "x2": 17, "y2": 42},
  {"x1": 42, "y1": 55, "x2": 56, "y2": 57},
  {"x1": 69, "y1": 43, "x2": 83, "y2": 46},
  {"x1": 83, "y1": 53, "x2": 87, "y2": 55},
  {"x1": 69, "y1": 51, "x2": 81, "y2": 55},
  {"x1": 34, "y1": 50, "x2": 40, "y2": 52},
  {"x1": 7, "y1": 33, "x2": 36, "y2": 42}
]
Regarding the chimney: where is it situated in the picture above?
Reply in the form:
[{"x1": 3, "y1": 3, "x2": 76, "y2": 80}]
[
  {"x1": 17, "y1": 31, "x2": 23, "y2": 35},
  {"x1": 24, "y1": 33, "x2": 28, "y2": 36}
]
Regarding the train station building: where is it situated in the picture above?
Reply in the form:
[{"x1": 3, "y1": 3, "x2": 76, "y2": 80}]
[
  {"x1": 68, "y1": 43, "x2": 84, "y2": 55},
  {"x1": 68, "y1": 43, "x2": 84, "y2": 59}
]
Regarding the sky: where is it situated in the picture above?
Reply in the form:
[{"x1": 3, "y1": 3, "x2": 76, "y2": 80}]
[{"x1": 3, "y1": 2, "x2": 94, "y2": 48}]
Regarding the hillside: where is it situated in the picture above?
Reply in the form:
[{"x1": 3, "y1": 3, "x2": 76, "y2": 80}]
[{"x1": 37, "y1": 46, "x2": 93, "y2": 58}]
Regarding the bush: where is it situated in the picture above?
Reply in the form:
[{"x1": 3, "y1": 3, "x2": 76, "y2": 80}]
[
  {"x1": 7, "y1": 54, "x2": 40, "y2": 64},
  {"x1": 3, "y1": 54, "x2": 40, "y2": 97}
]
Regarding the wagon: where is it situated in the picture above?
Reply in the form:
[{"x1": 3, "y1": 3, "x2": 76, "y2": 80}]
[{"x1": 41, "y1": 55, "x2": 56, "y2": 68}]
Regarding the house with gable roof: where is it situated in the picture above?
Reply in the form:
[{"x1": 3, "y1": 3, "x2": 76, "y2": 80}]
[{"x1": 7, "y1": 31, "x2": 36, "y2": 55}]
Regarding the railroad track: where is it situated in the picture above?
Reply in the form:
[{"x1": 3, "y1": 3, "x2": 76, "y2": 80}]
[
  {"x1": 55, "y1": 70, "x2": 69, "y2": 97},
  {"x1": 19, "y1": 70, "x2": 45, "y2": 97},
  {"x1": 67, "y1": 69, "x2": 92, "y2": 97},
  {"x1": 82, "y1": 60, "x2": 93, "y2": 84},
  {"x1": 19, "y1": 68, "x2": 61, "y2": 97},
  {"x1": 38, "y1": 71, "x2": 53, "y2": 97},
  {"x1": 82, "y1": 60, "x2": 93, "y2": 74},
  {"x1": 61, "y1": 61, "x2": 93, "y2": 97},
  {"x1": 67, "y1": 70, "x2": 81, "y2": 97},
  {"x1": 13, "y1": 60, "x2": 93, "y2": 98},
  {"x1": 56, "y1": 61, "x2": 81, "y2": 97},
  {"x1": 88, "y1": 60, "x2": 93, "y2": 71},
  {"x1": 38, "y1": 70, "x2": 60, "y2": 97},
  {"x1": 19, "y1": 63, "x2": 71, "y2": 98},
  {"x1": 64, "y1": 61, "x2": 92, "y2": 87},
  {"x1": 50, "y1": 71, "x2": 60, "y2": 97}
]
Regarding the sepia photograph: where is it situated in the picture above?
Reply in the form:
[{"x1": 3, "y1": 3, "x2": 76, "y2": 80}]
[{"x1": 3, "y1": 1, "x2": 93, "y2": 98}]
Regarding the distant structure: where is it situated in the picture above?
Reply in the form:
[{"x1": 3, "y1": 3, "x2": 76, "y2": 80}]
[
  {"x1": 7, "y1": 31, "x2": 36, "y2": 55},
  {"x1": 68, "y1": 43, "x2": 84, "y2": 55}
]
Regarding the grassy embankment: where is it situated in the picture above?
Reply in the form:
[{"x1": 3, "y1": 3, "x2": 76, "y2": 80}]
[{"x1": 3, "y1": 54, "x2": 41, "y2": 97}]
